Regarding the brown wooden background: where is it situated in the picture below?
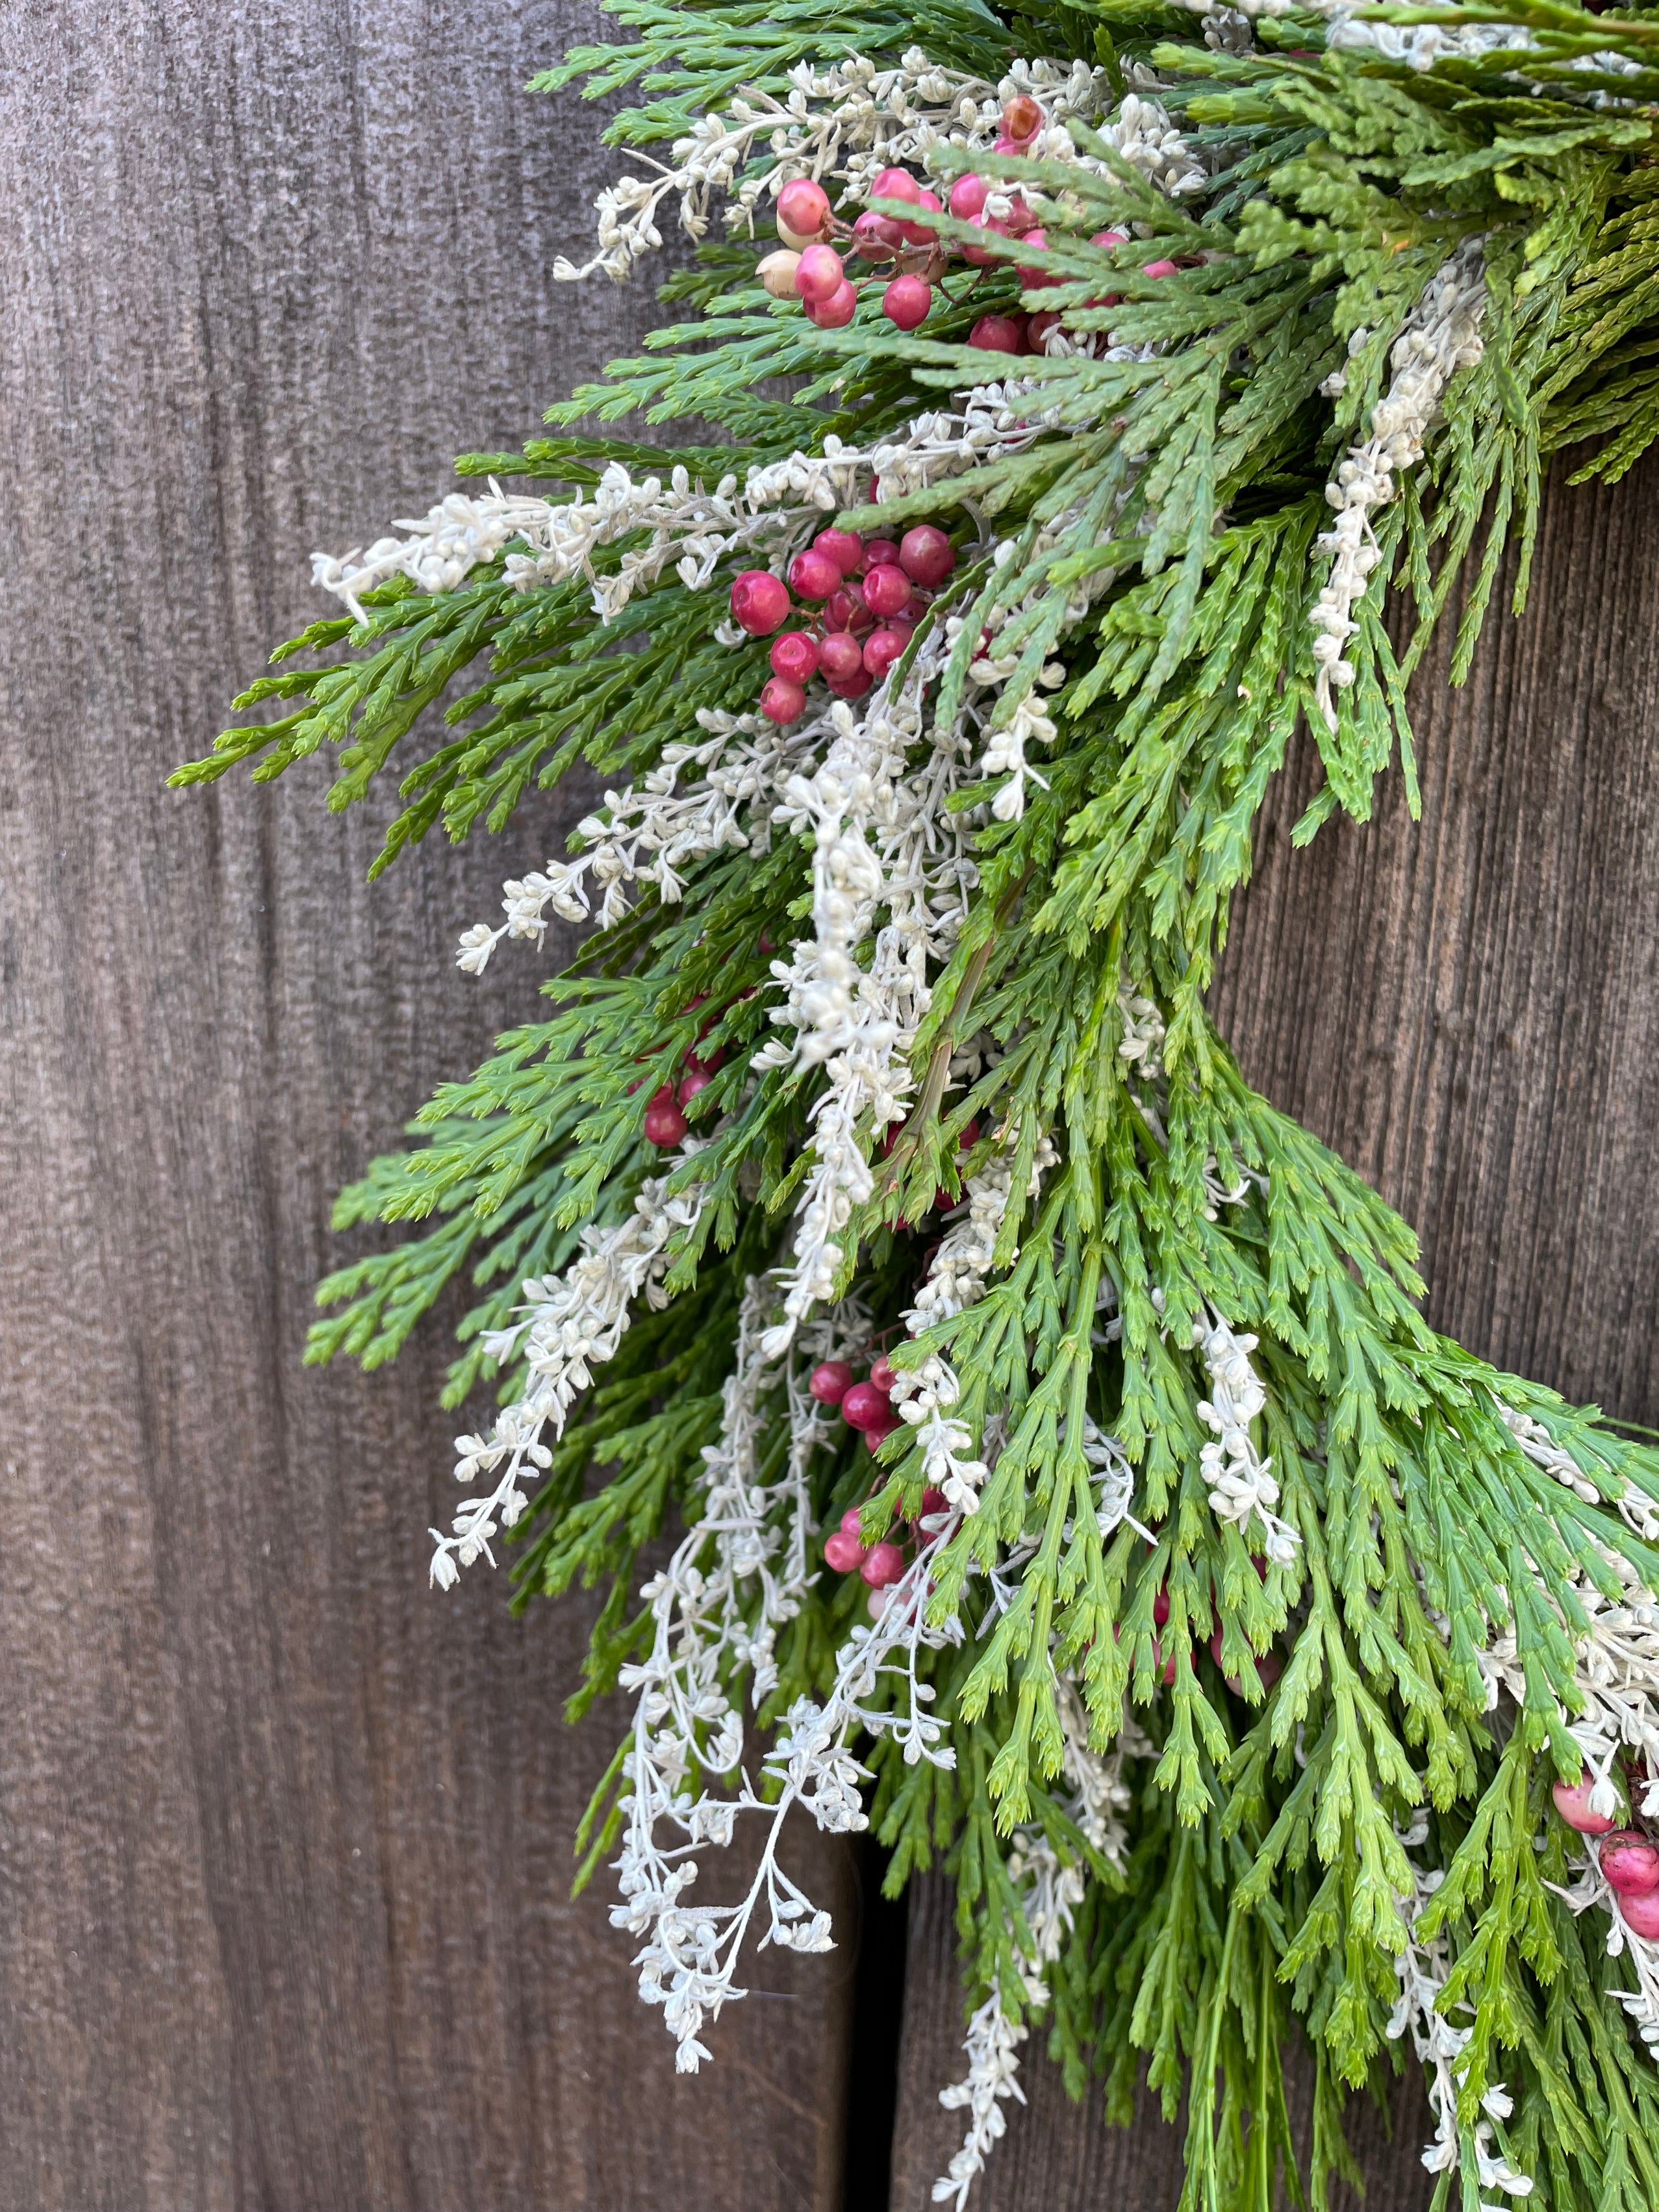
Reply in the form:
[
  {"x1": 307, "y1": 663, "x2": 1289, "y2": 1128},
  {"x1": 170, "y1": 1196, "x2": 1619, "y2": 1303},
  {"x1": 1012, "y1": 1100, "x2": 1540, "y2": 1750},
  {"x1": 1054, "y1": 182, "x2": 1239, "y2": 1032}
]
[{"x1": 3, "y1": 4, "x2": 1656, "y2": 2206}]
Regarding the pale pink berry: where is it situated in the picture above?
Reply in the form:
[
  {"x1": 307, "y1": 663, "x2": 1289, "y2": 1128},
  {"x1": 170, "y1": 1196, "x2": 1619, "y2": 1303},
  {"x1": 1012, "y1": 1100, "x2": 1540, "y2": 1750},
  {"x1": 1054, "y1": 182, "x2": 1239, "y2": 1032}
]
[
  {"x1": 882, "y1": 273, "x2": 932, "y2": 330},
  {"x1": 897, "y1": 188, "x2": 943, "y2": 246},
  {"x1": 841, "y1": 1380, "x2": 892, "y2": 1431},
  {"x1": 962, "y1": 214, "x2": 1010, "y2": 266},
  {"x1": 757, "y1": 249, "x2": 803, "y2": 299},
  {"x1": 677, "y1": 1069, "x2": 711, "y2": 1107},
  {"x1": 770, "y1": 629, "x2": 820, "y2": 683},
  {"x1": 809, "y1": 1360, "x2": 855, "y2": 1405},
  {"x1": 813, "y1": 528, "x2": 864, "y2": 575},
  {"x1": 644, "y1": 1098, "x2": 687, "y2": 1147},
  {"x1": 729, "y1": 569, "x2": 791, "y2": 635},
  {"x1": 1620, "y1": 1888, "x2": 1659, "y2": 1940},
  {"x1": 787, "y1": 546, "x2": 841, "y2": 600},
  {"x1": 862, "y1": 562, "x2": 912, "y2": 618},
  {"x1": 1142, "y1": 259, "x2": 1180, "y2": 280},
  {"x1": 776, "y1": 177, "x2": 831, "y2": 242},
  {"x1": 863, "y1": 628, "x2": 908, "y2": 681},
  {"x1": 898, "y1": 526, "x2": 954, "y2": 587},
  {"x1": 948, "y1": 173, "x2": 987, "y2": 220},
  {"x1": 823, "y1": 1530, "x2": 867, "y2": 1574},
  {"x1": 759, "y1": 675, "x2": 806, "y2": 726},
  {"x1": 1601, "y1": 1831, "x2": 1659, "y2": 1895},
  {"x1": 840, "y1": 1507, "x2": 868, "y2": 1538},
  {"x1": 1002, "y1": 92, "x2": 1043, "y2": 142},
  {"x1": 1553, "y1": 1777, "x2": 1618, "y2": 1834},
  {"x1": 818, "y1": 631, "x2": 865, "y2": 683},
  {"x1": 794, "y1": 242, "x2": 845, "y2": 303},
  {"x1": 870, "y1": 166, "x2": 921, "y2": 207},
  {"x1": 1092, "y1": 228, "x2": 1128, "y2": 249},
  {"x1": 861, "y1": 1541, "x2": 905, "y2": 1588},
  {"x1": 807, "y1": 279, "x2": 858, "y2": 329},
  {"x1": 1017, "y1": 229, "x2": 1057, "y2": 286},
  {"x1": 969, "y1": 312, "x2": 1025, "y2": 354}
]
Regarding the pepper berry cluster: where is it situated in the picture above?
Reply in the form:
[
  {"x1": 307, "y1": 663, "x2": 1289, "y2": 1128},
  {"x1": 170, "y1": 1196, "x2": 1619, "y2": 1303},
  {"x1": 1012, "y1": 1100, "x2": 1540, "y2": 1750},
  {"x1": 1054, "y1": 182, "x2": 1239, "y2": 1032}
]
[
  {"x1": 754, "y1": 92, "x2": 1175, "y2": 355},
  {"x1": 637, "y1": 992, "x2": 730, "y2": 1147},
  {"x1": 1553, "y1": 1768, "x2": 1659, "y2": 1937},
  {"x1": 813, "y1": 1354, "x2": 950, "y2": 1608},
  {"x1": 729, "y1": 522, "x2": 956, "y2": 724}
]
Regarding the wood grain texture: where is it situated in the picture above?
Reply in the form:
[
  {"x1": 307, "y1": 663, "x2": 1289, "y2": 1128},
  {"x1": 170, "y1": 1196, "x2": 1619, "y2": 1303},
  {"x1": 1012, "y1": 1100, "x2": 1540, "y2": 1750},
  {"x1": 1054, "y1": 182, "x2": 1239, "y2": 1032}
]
[
  {"x1": 888, "y1": 455, "x2": 1659, "y2": 2210},
  {"x1": 0, "y1": 6, "x2": 855, "y2": 2207}
]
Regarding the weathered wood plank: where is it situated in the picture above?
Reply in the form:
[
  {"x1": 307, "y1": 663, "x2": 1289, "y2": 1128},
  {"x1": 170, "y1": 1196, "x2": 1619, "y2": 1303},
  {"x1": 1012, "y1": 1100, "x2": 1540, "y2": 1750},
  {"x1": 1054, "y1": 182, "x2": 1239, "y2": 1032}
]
[
  {"x1": 888, "y1": 453, "x2": 1659, "y2": 2208},
  {"x1": 0, "y1": 6, "x2": 855, "y2": 2206}
]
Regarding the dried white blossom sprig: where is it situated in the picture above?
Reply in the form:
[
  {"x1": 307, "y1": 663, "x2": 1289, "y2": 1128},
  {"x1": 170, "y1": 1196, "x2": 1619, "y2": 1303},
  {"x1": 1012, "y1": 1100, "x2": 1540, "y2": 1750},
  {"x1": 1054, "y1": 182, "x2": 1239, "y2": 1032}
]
[
  {"x1": 1191, "y1": 1310, "x2": 1302, "y2": 1566},
  {"x1": 1311, "y1": 240, "x2": 1488, "y2": 728},
  {"x1": 433, "y1": 1162, "x2": 705, "y2": 1586},
  {"x1": 1499, "y1": 1401, "x2": 1659, "y2": 1545},
  {"x1": 933, "y1": 1689, "x2": 1144, "y2": 2207},
  {"x1": 1389, "y1": 1816, "x2": 1536, "y2": 2200},
  {"x1": 550, "y1": 55, "x2": 1202, "y2": 288},
  {"x1": 618, "y1": 1432, "x2": 968, "y2": 2071}
]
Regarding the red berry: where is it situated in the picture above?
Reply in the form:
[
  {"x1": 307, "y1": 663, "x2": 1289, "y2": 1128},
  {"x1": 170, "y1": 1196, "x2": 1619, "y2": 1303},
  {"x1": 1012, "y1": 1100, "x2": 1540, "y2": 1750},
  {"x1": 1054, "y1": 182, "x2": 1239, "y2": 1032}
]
[
  {"x1": 863, "y1": 626, "x2": 909, "y2": 681},
  {"x1": 824, "y1": 1529, "x2": 867, "y2": 1573},
  {"x1": 870, "y1": 166, "x2": 921, "y2": 207},
  {"x1": 1256, "y1": 1648, "x2": 1283, "y2": 1690},
  {"x1": 794, "y1": 242, "x2": 845, "y2": 303},
  {"x1": 814, "y1": 528, "x2": 864, "y2": 576},
  {"x1": 861, "y1": 1541, "x2": 905, "y2": 1587},
  {"x1": 1142, "y1": 258, "x2": 1180, "y2": 281},
  {"x1": 868, "y1": 1354, "x2": 897, "y2": 1392},
  {"x1": 1620, "y1": 1889, "x2": 1659, "y2": 1940},
  {"x1": 824, "y1": 586, "x2": 873, "y2": 636},
  {"x1": 807, "y1": 279, "x2": 858, "y2": 329},
  {"x1": 1602, "y1": 1831, "x2": 1659, "y2": 1895},
  {"x1": 841, "y1": 1380, "x2": 891, "y2": 1431},
  {"x1": 1553, "y1": 1777, "x2": 1618, "y2": 1834},
  {"x1": 962, "y1": 214, "x2": 1012, "y2": 267},
  {"x1": 644, "y1": 1099, "x2": 689, "y2": 1147},
  {"x1": 850, "y1": 210, "x2": 903, "y2": 258},
  {"x1": 777, "y1": 177, "x2": 831, "y2": 241},
  {"x1": 827, "y1": 666, "x2": 872, "y2": 700},
  {"x1": 770, "y1": 629, "x2": 820, "y2": 683},
  {"x1": 1002, "y1": 92, "x2": 1043, "y2": 143},
  {"x1": 1027, "y1": 310, "x2": 1061, "y2": 349},
  {"x1": 809, "y1": 1360, "x2": 855, "y2": 1405},
  {"x1": 863, "y1": 563, "x2": 912, "y2": 618},
  {"x1": 948, "y1": 173, "x2": 987, "y2": 221},
  {"x1": 1092, "y1": 228, "x2": 1128, "y2": 249},
  {"x1": 883, "y1": 273, "x2": 933, "y2": 331},
  {"x1": 898, "y1": 526, "x2": 954, "y2": 587},
  {"x1": 857, "y1": 539, "x2": 900, "y2": 573},
  {"x1": 969, "y1": 312, "x2": 1026, "y2": 354},
  {"x1": 897, "y1": 188, "x2": 943, "y2": 247},
  {"x1": 646, "y1": 1083, "x2": 675, "y2": 1111},
  {"x1": 957, "y1": 1118, "x2": 980, "y2": 1149},
  {"x1": 787, "y1": 546, "x2": 842, "y2": 600},
  {"x1": 918, "y1": 1486, "x2": 948, "y2": 1519},
  {"x1": 1002, "y1": 194, "x2": 1039, "y2": 236},
  {"x1": 1152, "y1": 1585, "x2": 1171, "y2": 1627},
  {"x1": 760, "y1": 674, "x2": 807, "y2": 725},
  {"x1": 1017, "y1": 231, "x2": 1057, "y2": 288},
  {"x1": 818, "y1": 631, "x2": 866, "y2": 683},
  {"x1": 678, "y1": 1069, "x2": 712, "y2": 1106},
  {"x1": 730, "y1": 569, "x2": 791, "y2": 635}
]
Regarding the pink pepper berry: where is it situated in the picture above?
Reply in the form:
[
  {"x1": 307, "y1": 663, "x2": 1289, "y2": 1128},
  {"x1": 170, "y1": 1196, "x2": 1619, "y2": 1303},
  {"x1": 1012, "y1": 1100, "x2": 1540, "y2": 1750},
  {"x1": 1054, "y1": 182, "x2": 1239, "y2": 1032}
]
[
  {"x1": 1553, "y1": 1777, "x2": 1619, "y2": 1834},
  {"x1": 814, "y1": 528, "x2": 865, "y2": 575},
  {"x1": 757, "y1": 249, "x2": 803, "y2": 299},
  {"x1": 770, "y1": 629, "x2": 820, "y2": 683},
  {"x1": 1002, "y1": 92, "x2": 1043, "y2": 143},
  {"x1": 1141, "y1": 258, "x2": 1180, "y2": 281},
  {"x1": 729, "y1": 568, "x2": 791, "y2": 636},
  {"x1": 882, "y1": 273, "x2": 933, "y2": 330},
  {"x1": 1620, "y1": 1888, "x2": 1659, "y2": 1940},
  {"x1": 1256, "y1": 1647, "x2": 1283, "y2": 1690},
  {"x1": 863, "y1": 626, "x2": 909, "y2": 681},
  {"x1": 969, "y1": 312, "x2": 1026, "y2": 354},
  {"x1": 828, "y1": 665, "x2": 871, "y2": 699},
  {"x1": 850, "y1": 209, "x2": 903, "y2": 258},
  {"x1": 861, "y1": 1542, "x2": 906, "y2": 1588},
  {"x1": 644, "y1": 1098, "x2": 688, "y2": 1147},
  {"x1": 794, "y1": 242, "x2": 845, "y2": 303},
  {"x1": 787, "y1": 546, "x2": 842, "y2": 601},
  {"x1": 809, "y1": 1360, "x2": 855, "y2": 1405},
  {"x1": 807, "y1": 279, "x2": 859, "y2": 329},
  {"x1": 863, "y1": 562, "x2": 912, "y2": 618},
  {"x1": 677, "y1": 1069, "x2": 712, "y2": 1108},
  {"x1": 870, "y1": 166, "x2": 922, "y2": 207},
  {"x1": 818, "y1": 631, "x2": 866, "y2": 684},
  {"x1": 824, "y1": 585, "x2": 873, "y2": 636},
  {"x1": 776, "y1": 177, "x2": 831, "y2": 242},
  {"x1": 841, "y1": 1380, "x2": 891, "y2": 1431},
  {"x1": 898, "y1": 525, "x2": 955, "y2": 587},
  {"x1": 1026, "y1": 310, "x2": 1061, "y2": 350},
  {"x1": 823, "y1": 1529, "x2": 867, "y2": 1573},
  {"x1": 840, "y1": 1507, "x2": 872, "y2": 1538},
  {"x1": 868, "y1": 1354, "x2": 897, "y2": 1392},
  {"x1": 1602, "y1": 1831, "x2": 1659, "y2": 1895},
  {"x1": 949, "y1": 172, "x2": 988, "y2": 221},
  {"x1": 1152, "y1": 1585, "x2": 1171, "y2": 1627},
  {"x1": 759, "y1": 675, "x2": 806, "y2": 726},
  {"x1": 857, "y1": 539, "x2": 900, "y2": 573},
  {"x1": 898, "y1": 188, "x2": 943, "y2": 246},
  {"x1": 918, "y1": 1486, "x2": 948, "y2": 1519},
  {"x1": 961, "y1": 213, "x2": 1011, "y2": 267},
  {"x1": 1016, "y1": 229, "x2": 1057, "y2": 287}
]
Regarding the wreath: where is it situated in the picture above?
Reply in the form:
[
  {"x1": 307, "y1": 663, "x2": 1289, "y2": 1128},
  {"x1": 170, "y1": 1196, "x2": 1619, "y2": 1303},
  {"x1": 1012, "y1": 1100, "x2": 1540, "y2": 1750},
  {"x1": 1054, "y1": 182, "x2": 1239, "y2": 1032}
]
[{"x1": 178, "y1": 2, "x2": 1659, "y2": 2201}]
